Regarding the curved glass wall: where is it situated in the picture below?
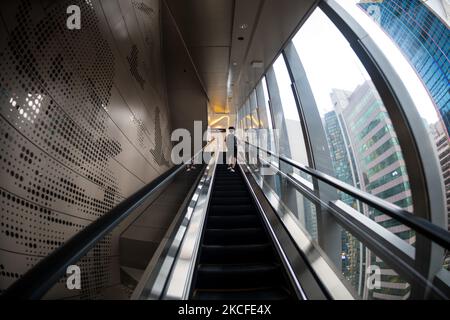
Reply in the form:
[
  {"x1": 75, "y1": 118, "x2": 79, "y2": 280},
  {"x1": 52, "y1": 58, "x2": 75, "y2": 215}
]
[
  {"x1": 234, "y1": 3, "x2": 450, "y2": 300},
  {"x1": 296, "y1": 7, "x2": 414, "y2": 300},
  {"x1": 291, "y1": 7, "x2": 414, "y2": 234}
]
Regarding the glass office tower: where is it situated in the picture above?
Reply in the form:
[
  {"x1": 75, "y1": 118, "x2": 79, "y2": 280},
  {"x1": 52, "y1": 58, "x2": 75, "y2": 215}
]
[
  {"x1": 429, "y1": 121, "x2": 450, "y2": 270},
  {"x1": 324, "y1": 108, "x2": 362, "y2": 291},
  {"x1": 324, "y1": 81, "x2": 414, "y2": 299},
  {"x1": 358, "y1": 0, "x2": 450, "y2": 136}
]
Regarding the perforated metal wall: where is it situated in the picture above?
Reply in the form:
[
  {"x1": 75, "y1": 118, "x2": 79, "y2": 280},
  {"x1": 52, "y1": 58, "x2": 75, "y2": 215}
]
[{"x1": 0, "y1": 0, "x2": 172, "y2": 298}]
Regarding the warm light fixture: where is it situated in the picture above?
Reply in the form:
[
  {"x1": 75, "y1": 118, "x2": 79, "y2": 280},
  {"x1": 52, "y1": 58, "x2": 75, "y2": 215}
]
[{"x1": 209, "y1": 115, "x2": 230, "y2": 128}]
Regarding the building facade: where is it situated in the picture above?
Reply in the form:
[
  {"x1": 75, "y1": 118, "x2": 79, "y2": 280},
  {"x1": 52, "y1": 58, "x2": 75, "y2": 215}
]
[
  {"x1": 430, "y1": 121, "x2": 450, "y2": 269},
  {"x1": 324, "y1": 106, "x2": 363, "y2": 294},
  {"x1": 326, "y1": 81, "x2": 414, "y2": 299},
  {"x1": 359, "y1": 0, "x2": 450, "y2": 137}
]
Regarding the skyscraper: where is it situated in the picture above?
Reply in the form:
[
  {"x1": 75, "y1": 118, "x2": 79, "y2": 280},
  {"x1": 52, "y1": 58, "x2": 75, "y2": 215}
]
[
  {"x1": 359, "y1": 0, "x2": 450, "y2": 137},
  {"x1": 324, "y1": 105, "x2": 363, "y2": 293},
  {"x1": 429, "y1": 121, "x2": 450, "y2": 270},
  {"x1": 327, "y1": 81, "x2": 414, "y2": 299},
  {"x1": 430, "y1": 121, "x2": 450, "y2": 228}
]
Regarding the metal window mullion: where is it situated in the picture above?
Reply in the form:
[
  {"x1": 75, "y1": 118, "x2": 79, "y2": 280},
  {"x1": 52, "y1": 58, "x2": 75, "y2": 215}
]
[{"x1": 282, "y1": 42, "x2": 343, "y2": 269}]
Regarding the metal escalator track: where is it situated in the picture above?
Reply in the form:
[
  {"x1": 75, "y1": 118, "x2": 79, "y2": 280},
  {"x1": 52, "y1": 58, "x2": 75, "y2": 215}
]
[{"x1": 190, "y1": 164, "x2": 294, "y2": 300}]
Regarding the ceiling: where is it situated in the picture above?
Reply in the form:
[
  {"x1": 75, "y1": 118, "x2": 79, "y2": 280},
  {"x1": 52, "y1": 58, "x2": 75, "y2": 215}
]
[{"x1": 163, "y1": 0, "x2": 318, "y2": 119}]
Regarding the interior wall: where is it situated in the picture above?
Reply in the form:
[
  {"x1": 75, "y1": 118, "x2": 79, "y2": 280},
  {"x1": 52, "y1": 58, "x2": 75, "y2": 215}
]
[
  {"x1": 0, "y1": 0, "x2": 173, "y2": 298},
  {"x1": 162, "y1": 1, "x2": 209, "y2": 160}
]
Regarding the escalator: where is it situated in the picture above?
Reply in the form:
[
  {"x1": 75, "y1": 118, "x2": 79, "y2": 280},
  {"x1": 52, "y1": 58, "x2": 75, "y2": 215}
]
[
  {"x1": 5, "y1": 147, "x2": 450, "y2": 301},
  {"x1": 190, "y1": 163, "x2": 295, "y2": 300}
]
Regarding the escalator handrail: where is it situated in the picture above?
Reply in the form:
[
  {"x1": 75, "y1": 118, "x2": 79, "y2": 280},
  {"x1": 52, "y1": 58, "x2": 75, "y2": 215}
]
[
  {"x1": 243, "y1": 140, "x2": 450, "y2": 250},
  {"x1": 1, "y1": 140, "x2": 215, "y2": 299}
]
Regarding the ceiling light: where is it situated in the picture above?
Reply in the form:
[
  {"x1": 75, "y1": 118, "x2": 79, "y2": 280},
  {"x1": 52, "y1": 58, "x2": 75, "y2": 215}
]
[{"x1": 239, "y1": 23, "x2": 248, "y2": 30}]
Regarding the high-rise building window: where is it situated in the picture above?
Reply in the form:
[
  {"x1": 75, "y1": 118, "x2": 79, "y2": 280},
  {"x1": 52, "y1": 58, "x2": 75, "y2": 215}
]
[{"x1": 357, "y1": 0, "x2": 449, "y2": 136}]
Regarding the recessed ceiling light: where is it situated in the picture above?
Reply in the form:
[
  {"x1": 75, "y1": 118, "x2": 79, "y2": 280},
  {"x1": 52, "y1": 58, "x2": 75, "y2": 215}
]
[{"x1": 240, "y1": 23, "x2": 248, "y2": 30}]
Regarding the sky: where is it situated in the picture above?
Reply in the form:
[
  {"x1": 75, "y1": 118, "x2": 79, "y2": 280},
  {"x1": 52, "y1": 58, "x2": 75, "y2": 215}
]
[
  {"x1": 290, "y1": 1, "x2": 440, "y2": 124},
  {"x1": 292, "y1": 8, "x2": 369, "y2": 116},
  {"x1": 424, "y1": 0, "x2": 450, "y2": 24}
]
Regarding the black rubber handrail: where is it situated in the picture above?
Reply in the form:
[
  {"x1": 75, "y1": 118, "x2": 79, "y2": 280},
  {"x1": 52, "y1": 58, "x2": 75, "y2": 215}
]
[
  {"x1": 1, "y1": 141, "x2": 215, "y2": 299},
  {"x1": 244, "y1": 141, "x2": 450, "y2": 250}
]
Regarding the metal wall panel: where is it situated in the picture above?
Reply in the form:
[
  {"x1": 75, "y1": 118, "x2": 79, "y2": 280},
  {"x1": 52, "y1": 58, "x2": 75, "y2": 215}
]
[{"x1": 0, "y1": 0, "x2": 172, "y2": 298}]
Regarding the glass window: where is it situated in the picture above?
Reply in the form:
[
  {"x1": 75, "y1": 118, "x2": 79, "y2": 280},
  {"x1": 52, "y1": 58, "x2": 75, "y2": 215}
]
[
  {"x1": 244, "y1": 99, "x2": 251, "y2": 130},
  {"x1": 334, "y1": 2, "x2": 449, "y2": 272},
  {"x1": 290, "y1": 7, "x2": 415, "y2": 300},
  {"x1": 247, "y1": 91, "x2": 259, "y2": 149},
  {"x1": 292, "y1": 7, "x2": 414, "y2": 213},
  {"x1": 267, "y1": 55, "x2": 309, "y2": 166},
  {"x1": 238, "y1": 106, "x2": 247, "y2": 143},
  {"x1": 256, "y1": 78, "x2": 273, "y2": 130},
  {"x1": 256, "y1": 77, "x2": 277, "y2": 154},
  {"x1": 253, "y1": 77, "x2": 278, "y2": 168},
  {"x1": 237, "y1": 107, "x2": 244, "y2": 137},
  {"x1": 249, "y1": 90, "x2": 259, "y2": 129}
]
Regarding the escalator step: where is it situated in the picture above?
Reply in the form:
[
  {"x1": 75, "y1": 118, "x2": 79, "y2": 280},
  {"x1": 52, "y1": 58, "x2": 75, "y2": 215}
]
[
  {"x1": 213, "y1": 185, "x2": 247, "y2": 192},
  {"x1": 200, "y1": 244, "x2": 273, "y2": 264},
  {"x1": 214, "y1": 180, "x2": 242, "y2": 185},
  {"x1": 192, "y1": 287, "x2": 291, "y2": 300},
  {"x1": 191, "y1": 158, "x2": 293, "y2": 300},
  {"x1": 215, "y1": 178, "x2": 240, "y2": 182},
  {"x1": 214, "y1": 182, "x2": 244, "y2": 188},
  {"x1": 211, "y1": 197, "x2": 252, "y2": 205},
  {"x1": 204, "y1": 228, "x2": 267, "y2": 245},
  {"x1": 209, "y1": 205, "x2": 256, "y2": 216},
  {"x1": 207, "y1": 215, "x2": 259, "y2": 229},
  {"x1": 213, "y1": 190, "x2": 249, "y2": 198},
  {"x1": 215, "y1": 171, "x2": 239, "y2": 175},
  {"x1": 215, "y1": 175, "x2": 242, "y2": 179},
  {"x1": 195, "y1": 264, "x2": 281, "y2": 289}
]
